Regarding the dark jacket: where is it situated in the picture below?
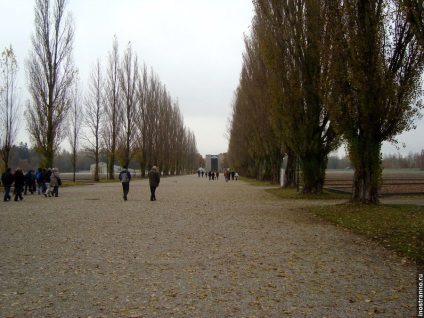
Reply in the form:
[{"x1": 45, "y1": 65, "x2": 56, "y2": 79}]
[
  {"x1": 148, "y1": 168, "x2": 160, "y2": 187},
  {"x1": 13, "y1": 170, "x2": 25, "y2": 187},
  {"x1": 1, "y1": 170, "x2": 14, "y2": 186},
  {"x1": 119, "y1": 169, "x2": 131, "y2": 183},
  {"x1": 44, "y1": 170, "x2": 52, "y2": 183},
  {"x1": 25, "y1": 170, "x2": 36, "y2": 184}
]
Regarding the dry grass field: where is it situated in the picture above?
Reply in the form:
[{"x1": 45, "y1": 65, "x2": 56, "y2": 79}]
[{"x1": 324, "y1": 169, "x2": 424, "y2": 195}]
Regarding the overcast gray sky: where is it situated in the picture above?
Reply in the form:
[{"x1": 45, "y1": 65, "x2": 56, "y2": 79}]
[{"x1": 1, "y1": 0, "x2": 423, "y2": 157}]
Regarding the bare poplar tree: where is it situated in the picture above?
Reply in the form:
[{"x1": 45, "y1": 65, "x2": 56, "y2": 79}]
[
  {"x1": 68, "y1": 73, "x2": 82, "y2": 181},
  {"x1": 84, "y1": 60, "x2": 104, "y2": 181},
  {"x1": 25, "y1": 0, "x2": 75, "y2": 168},
  {"x1": 104, "y1": 35, "x2": 121, "y2": 179},
  {"x1": 135, "y1": 63, "x2": 149, "y2": 176},
  {"x1": 118, "y1": 42, "x2": 139, "y2": 167},
  {"x1": 0, "y1": 45, "x2": 21, "y2": 171}
]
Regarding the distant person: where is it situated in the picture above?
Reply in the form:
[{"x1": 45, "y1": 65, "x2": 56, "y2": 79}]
[
  {"x1": 201, "y1": 171, "x2": 204, "y2": 178},
  {"x1": 197, "y1": 170, "x2": 200, "y2": 178},
  {"x1": 50, "y1": 168, "x2": 61, "y2": 197},
  {"x1": 1, "y1": 167, "x2": 14, "y2": 202},
  {"x1": 231, "y1": 171, "x2": 235, "y2": 180},
  {"x1": 13, "y1": 168, "x2": 25, "y2": 201},
  {"x1": 119, "y1": 166, "x2": 131, "y2": 201},
  {"x1": 24, "y1": 169, "x2": 36, "y2": 195},
  {"x1": 43, "y1": 168, "x2": 52, "y2": 197},
  {"x1": 41, "y1": 168, "x2": 48, "y2": 195},
  {"x1": 35, "y1": 168, "x2": 43, "y2": 194},
  {"x1": 216, "y1": 171, "x2": 219, "y2": 180},
  {"x1": 235, "y1": 172, "x2": 239, "y2": 181},
  {"x1": 224, "y1": 169, "x2": 230, "y2": 182},
  {"x1": 148, "y1": 166, "x2": 160, "y2": 201}
]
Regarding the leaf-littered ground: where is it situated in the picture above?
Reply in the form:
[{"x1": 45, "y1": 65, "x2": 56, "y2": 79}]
[{"x1": 0, "y1": 175, "x2": 416, "y2": 317}]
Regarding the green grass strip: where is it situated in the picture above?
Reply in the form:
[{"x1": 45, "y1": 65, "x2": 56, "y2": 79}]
[{"x1": 309, "y1": 203, "x2": 424, "y2": 265}]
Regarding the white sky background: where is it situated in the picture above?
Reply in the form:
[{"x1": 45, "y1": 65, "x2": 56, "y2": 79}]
[{"x1": 1, "y1": 0, "x2": 423, "y2": 158}]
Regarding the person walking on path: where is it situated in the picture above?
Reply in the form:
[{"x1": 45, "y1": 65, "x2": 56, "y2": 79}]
[
  {"x1": 24, "y1": 169, "x2": 35, "y2": 195},
  {"x1": 43, "y1": 168, "x2": 52, "y2": 197},
  {"x1": 119, "y1": 166, "x2": 131, "y2": 201},
  {"x1": 148, "y1": 166, "x2": 160, "y2": 201},
  {"x1": 13, "y1": 168, "x2": 25, "y2": 201},
  {"x1": 1, "y1": 167, "x2": 14, "y2": 202},
  {"x1": 50, "y1": 168, "x2": 61, "y2": 197},
  {"x1": 35, "y1": 168, "x2": 43, "y2": 194},
  {"x1": 224, "y1": 169, "x2": 230, "y2": 182}
]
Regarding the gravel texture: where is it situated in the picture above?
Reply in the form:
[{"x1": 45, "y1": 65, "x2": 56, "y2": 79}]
[{"x1": 0, "y1": 175, "x2": 418, "y2": 317}]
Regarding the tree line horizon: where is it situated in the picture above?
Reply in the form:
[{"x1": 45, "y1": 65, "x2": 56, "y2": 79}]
[
  {"x1": 0, "y1": 0, "x2": 199, "y2": 181},
  {"x1": 4, "y1": 141, "x2": 424, "y2": 175},
  {"x1": 227, "y1": 0, "x2": 423, "y2": 203}
]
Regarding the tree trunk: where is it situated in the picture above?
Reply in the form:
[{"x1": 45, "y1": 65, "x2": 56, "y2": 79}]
[
  {"x1": 94, "y1": 162, "x2": 99, "y2": 182},
  {"x1": 350, "y1": 137, "x2": 381, "y2": 204},
  {"x1": 283, "y1": 150, "x2": 297, "y2": 188},
  {"x1": 301, "y1": 150, "x2": 327, "y2": 194},
  {"x1": 108, "y1": 153, "x2": 115, "y2": 180},
  {"x1": 94, "y1": 140, "x2": 100, "y2": 182}
]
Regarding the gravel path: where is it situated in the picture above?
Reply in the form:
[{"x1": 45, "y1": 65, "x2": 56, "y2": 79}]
[{"x1": 0, "y1": 175, "x2": 417, "y2": 317}]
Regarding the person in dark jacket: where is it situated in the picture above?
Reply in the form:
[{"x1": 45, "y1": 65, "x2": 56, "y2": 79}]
[
  {"x1": 43, "y1": 168, "x2": 52, "y2": 197},
  {"x1": 13, "y1": 168, "x2": 25, "y2": 201},
  {"x1": 119, "y1": 166, "x2": 131, "y2": 201},
  {"x1": 1, "y1": 167, "x2": 14, "y2": 202},
  {"x1": 148, "y1": 166, "x2": 160, "y2": 201},
  {"x1": 24, "y1": 169, "x2": 36, "y2": 195}
]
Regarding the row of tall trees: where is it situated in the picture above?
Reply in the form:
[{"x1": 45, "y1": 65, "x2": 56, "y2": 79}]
[
  {"x1": 84, "y1": 37, "x2": 198, "y2": 180},
  {"x1": 382, "y1": 150, "x2": 424, "y2": 169},
  {"x1": 1, "y1": 0, "x2": 198, "y2": 178},
  {"x1": 228, "y1": 0, "x2": 423, "y2": 203}
]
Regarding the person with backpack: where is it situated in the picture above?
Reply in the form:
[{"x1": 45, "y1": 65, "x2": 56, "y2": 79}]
[{"x1": 119, "y1": 166, "x2": 131, "y2": 201}]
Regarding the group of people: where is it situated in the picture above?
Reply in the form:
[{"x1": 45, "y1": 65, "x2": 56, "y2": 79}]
[
  {"x1": 224, "y1": 170, "x2": 239, "y2": 182},
  {"x1": 1, "y1": 167, "x2": 61, "y2": 202},
  {"x1": 197, "y1": 169, "x2": 239, "y2": 182},
  {"x1": 119, "y1": 165, "x2": 160, "y2": 201},
  {"x1": 197, "y1": 170, "x2": 220, "y2": 180}
]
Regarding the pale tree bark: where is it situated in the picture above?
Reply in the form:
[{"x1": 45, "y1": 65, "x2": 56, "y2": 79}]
[
  {"x1": 104, "y1": 35, "x2": 121, "y2": 179},
  {"x1": 25, "y1": 0, "x2": 75, "y2": 168},
  {"x1": 68, "y1": 73, "x2": 82, "y2": 182},
  {"x1": 0, "y1": 45, "x2": 21, "y2": 171},
  {"x1": 84, "y1": 60, "x2": 104, "y2": 182}
]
